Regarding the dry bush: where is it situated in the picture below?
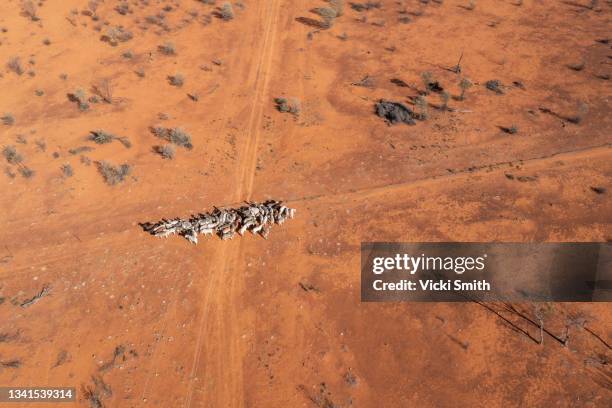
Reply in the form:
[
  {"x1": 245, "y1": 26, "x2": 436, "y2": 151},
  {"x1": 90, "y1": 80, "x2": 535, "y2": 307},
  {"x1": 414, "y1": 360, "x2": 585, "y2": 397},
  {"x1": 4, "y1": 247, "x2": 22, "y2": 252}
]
[
  {"x1": 485, "y1": 79, "x2": 504, "y2": 94},
  {"x1": 566, "y1": 102, "x2": 589, "y2": 124},
  {"x1": 69, "y1": 146, "x2": 94, "y2": 155},
  {"x1": 101, "y1": 26, "x2": 133, "y2": 46},
  {"x1": 69, "y1": 89, "x2": 90, "y2": 111},
  {"x1": 7, "y1": 57, "x2": 24, "y2": 75},
  {"x1": 35, "y1": 139, "x2": 47, "y2": 152},
  {"x1": 21, "y1": 1, "x2": 39, "y2": 21},
  {"x1": 219, "y1": 2, "x2": 235, "y2": 20},
  {"x1": 440, "y1": 91, "x2": 450, "y2": 111},
  {"x1": 19, "y1": 167, "x2": 35, "y2": 178},
  {"x1": 350, "y1": 1, "x2": 381, "y2": 11},
  {"x1": 151, "y1": 127, "x2": 193, "y2": 149},
  {"x1": 158, "y1": 42, "x2": 176, "y2": 55},
  {"x1": 314, "y1": 7, "x2": 337, "y2": 19},
  {"x1": 97, "y1": 161, "x2": 131, "y2": 185},
  {"x1": 328, "y1": 0, "x2": 344, "y2": 16},
  {"x1": 274, "y1": 98, "x2": 301, "y2": 115},
  {"x1": 414, "y1": 95, "x2": 428, "y2": 120},
  {"x1": 1, "y1": 114, "x2": 15, "y2": 126},
  {"x1": 168, "y1": 73, "x2": 185, "y2": 87},
  {"x1": 89, "y1": 130, "x2": 115, "y2": 144},
  {"x1": 154, "y1": 144, "x2": 176, "y2": 159},
  {"x1": 458, "y1": 78, "x2": 473, "y2": 100},
  {"x1": 61, "y1": 164, "x2": 74, "y2": 177},
  {"x1": 115, "y1": 2, "x2": 131, "y2": 15},
  {"x1": 88, "y1": 130, "x2": 131, "y2": 148},
  {"x1": 87, "y1": 1, "x2": 99, "y2": 15},
  {"x1": 2, "y1": 146, "x2": 23, "y2": 164},
  {"x1": 93, "y1": 79, "x2": 114, "y2": 103}
]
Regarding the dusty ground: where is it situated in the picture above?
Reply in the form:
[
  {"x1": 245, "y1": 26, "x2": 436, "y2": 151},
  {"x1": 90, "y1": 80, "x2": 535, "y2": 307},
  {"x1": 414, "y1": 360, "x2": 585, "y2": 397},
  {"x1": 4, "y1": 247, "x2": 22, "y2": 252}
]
[{"x1": 0, "y1": 0, "x2": 611, "y2": 407}]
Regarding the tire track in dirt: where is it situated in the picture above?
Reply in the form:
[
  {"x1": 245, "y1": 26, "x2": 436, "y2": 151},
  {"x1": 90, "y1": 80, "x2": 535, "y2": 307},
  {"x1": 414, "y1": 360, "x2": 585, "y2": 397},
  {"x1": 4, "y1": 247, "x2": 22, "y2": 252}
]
[
  {"x1": 235, "y1": 1, "x2": 282, "y2": 201},
  {"x1": 284, "y1": 143, "x2": 612, "y2": 205},
  {"x1": 1, "y1": 144, "x2": 609, "y2": 260},
  {"x1": 183, "y1": 1, "x2": 282, "y2": 407}
]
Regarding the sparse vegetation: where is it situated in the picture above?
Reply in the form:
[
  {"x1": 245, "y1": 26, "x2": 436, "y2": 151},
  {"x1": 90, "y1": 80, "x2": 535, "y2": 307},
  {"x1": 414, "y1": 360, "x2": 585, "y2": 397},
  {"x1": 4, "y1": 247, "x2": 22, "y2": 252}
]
[
  {"x1": 19, "y1": 167, "x2": 35, "y2": 179},
  {"x1": 89, "y1": 130, "x2": 115, "y2": 144},
  {"x1": 421, "y1": 72, "x2": 442, "y2": 94},
  {"x1": 458, "y1": 78, "x2": 473, "y2": 100},
  {"x1": 69, "y1": 146, "x2": 94, "y2": 155},
  {"x1": 159, "y1": 42, "x2": 177, "y2": 55},
  {"x1": 274, "y1": 97, "x2": 301, "y2": 115},
  {"x1": 7, "y1": 57, "x2": 24, "y2": 75},
  {"x1": 168, "y1": 73, "x2": 185, "y2": 87},
  {"x1": 590, "y1": 186, "x2": 606, "y2": 194},
  {"x1": 115, "y1": 2, "x2": 131, "y2": 15},
  {"x1": 69, "y1": 89, "x2": 90, "y2": 111},
  {"x1": 101, "y1": 26, "x2": 133, "y2": 46},
  {"x1": 485, "y1": 79, "x2": 504, "y2": 94},
  {"x1": 154, "y1": 144, "x2": 176, "y2": 159},
  {"x1": 35, "y1": 139, "x2": 47, "y2": 152},
  {"x1": 88, "y1": 130, "x2": 131, "y2": 148},
  {"x1": 86, "y1": 0, "x2": 99, "y2": 17},
  {"x1": 1, "y1": 114, "x2": 15, "y2": 126},
  {"x1": 375, "y1": 100, "x2": 416, "y2": 125},
  {"x1": 350, "y1": 2, "x2": 381, "y2": 11},
  {"x1": 2, "y1": 146, "x2": 23, "y2": 164},
  {"x1": 314, "y1": 7, "x2": 337, "y2": 27},
  {"x1": 151, "y1": 127, "x2": 193, "y2": 149},
  {"x1": 567, "y1": 61, "x2": 585, "y2": 71},
  {"x1": 61, "y1": 164, "x2": 74, "y2": 177},
  {"x1": 328, "y1": 0, "x2": 344, "y2": 16},
  {"x1": 219, "y1": 2, "x2": 235, "y2": 20},
  {"x1": 566, "y1": 102, "x2": 589, "y2": 124},
  {"x1": 414, "y1": 95, "x2": 429, "y2": 120},
  {"x1": 500, "y1": 124, "x2": 518, "y2": 134},
  {"x1": 21, "y1": 1, "x2": 39, "y2": 21},
  {"x1": 440, "y1": 91, "x2": 450, "y2": 111},
  {"x1": 97, "y1": 161, "x2": 131, "y2": 185},
  {"x1": 93, "y1": 79, "x2": 114, "y2": 103}
]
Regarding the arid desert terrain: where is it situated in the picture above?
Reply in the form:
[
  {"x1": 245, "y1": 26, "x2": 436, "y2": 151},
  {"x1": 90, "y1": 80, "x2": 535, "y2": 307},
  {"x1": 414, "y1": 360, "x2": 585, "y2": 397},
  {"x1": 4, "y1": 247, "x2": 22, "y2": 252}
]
[{"x1": 0, "y1": 0, "x2": 611, "y2": 407}]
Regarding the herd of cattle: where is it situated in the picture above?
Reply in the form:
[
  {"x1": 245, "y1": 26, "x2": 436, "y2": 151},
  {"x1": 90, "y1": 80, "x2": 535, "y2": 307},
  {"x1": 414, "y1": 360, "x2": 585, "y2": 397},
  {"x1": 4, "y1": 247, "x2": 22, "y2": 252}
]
[{"x1": 141, "y1": 200, "x2": 296, "y2": 244}]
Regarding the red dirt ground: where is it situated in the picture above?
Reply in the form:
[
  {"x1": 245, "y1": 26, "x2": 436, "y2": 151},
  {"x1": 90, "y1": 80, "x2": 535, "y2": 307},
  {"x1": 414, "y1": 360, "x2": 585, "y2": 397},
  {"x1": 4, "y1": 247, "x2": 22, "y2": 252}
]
[{"x1": 0, "y1": 0, "x2": 610, "y2": 407}]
